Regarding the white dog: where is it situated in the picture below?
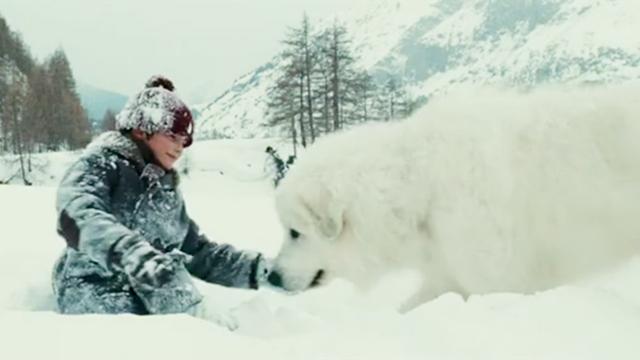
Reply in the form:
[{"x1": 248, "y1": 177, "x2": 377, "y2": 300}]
[{"x1": 268, "y1": 85, "x2": 640, "y2": 310}]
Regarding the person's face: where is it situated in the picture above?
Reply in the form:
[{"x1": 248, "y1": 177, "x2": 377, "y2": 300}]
[{"x1": 141, "y1": 132, "x2": 188, "y2": 170}]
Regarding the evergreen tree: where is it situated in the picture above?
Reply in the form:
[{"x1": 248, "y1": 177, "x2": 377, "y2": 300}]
[
  {"x1": 1, "y1": 15, "x2": 35, "y2": 153},
  {"x1": 0, "y1": 14, "x2": 90, "y2": 160},
  {"x1": 23, "y1": 66, "x2": 51, "y2": 151},
  {"x1": 0, "y1": 15, "x2": 34, "y2": 76},
  {"x1": 267, "y1": 62, "x2": 302, "y2": 154},
  {"x1": 267, "y1": 13, "x2": 321, "y2": 151},
  {"x1": 67, "y1": 98, "x2": 91, "y2": 149},
  {"x1": 45, "y1": 48, "x2": 91, "y2": 149},
  {"x1": 0, "y1": 58, "x2": 31, "y2": 183},
  {"x1": 280, "y1": 13, "x2": 319, "y2": 146},
  {"x1": 314, "y1": 31, "x2": 333, "y2": 135},
  {"x1": 300, "y1": 14, "x2": 318, "y2": 143},
  {"x1": 265, "y1": 14, "x2": 418, "y2": 143},
  {"x1": 352, "y1": 71, "x2": 376, "y2": 123},
  {"x1": 0, "y1": 56, "x2": 10, "y2": 153},
  {"x1": 317, "y1": 21, "x2": 359, "y2": 131}
]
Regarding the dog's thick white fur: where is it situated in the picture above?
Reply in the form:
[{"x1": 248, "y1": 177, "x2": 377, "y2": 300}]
[{"x1": 270, "y1": 84, "x2": 640, "y2": 309}]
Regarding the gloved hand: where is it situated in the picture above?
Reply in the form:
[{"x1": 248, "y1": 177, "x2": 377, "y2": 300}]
[
  {"x1": 115, "y1": 237, "x2": 202, "y2": 314},
  {"x1": 120, "y1": 240, "x2": 189, "y2": 288},
  {"x1": 250, "y1": 254, "x2": 273, "y2": 289}
]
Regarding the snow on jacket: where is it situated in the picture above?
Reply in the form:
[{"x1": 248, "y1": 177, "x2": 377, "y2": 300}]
[{"x1": 53, "y1": 131, "x2": 261, "y2": 301}]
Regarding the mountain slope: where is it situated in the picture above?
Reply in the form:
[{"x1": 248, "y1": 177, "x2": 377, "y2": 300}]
[{"x1": 194, "y1": 0, "x2": 640, "y2": 139}]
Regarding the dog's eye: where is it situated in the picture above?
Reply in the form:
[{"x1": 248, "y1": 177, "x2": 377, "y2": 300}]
[{"x1": 289, "y1": 229, "x2": 300, "y2": 240}]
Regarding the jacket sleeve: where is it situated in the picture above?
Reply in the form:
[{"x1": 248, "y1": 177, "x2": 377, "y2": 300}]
[
  {"x1": 56, "y1": 151, "x2": 146, "y2": 271},
  {"x1": 180, "y1": 215, "x2": 261, "y2": 289}
]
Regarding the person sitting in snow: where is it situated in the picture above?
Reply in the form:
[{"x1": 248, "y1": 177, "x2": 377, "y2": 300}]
[
  {"x1": 264, "y1": 146, "x2": 286, "y2": 187},
  {"x1": 52, "y1": 76, "x2": 269, "y2": 317}
]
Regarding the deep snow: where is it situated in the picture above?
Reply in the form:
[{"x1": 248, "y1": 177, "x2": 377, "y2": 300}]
[{"x1": 1, "y1": 138, "x2": 639, "y2": 360}]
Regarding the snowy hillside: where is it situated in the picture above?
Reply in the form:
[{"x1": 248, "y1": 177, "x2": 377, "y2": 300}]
[
  {"x1": 194, "y1": 0, "x2": 640, "y2": 139},
  {"x1": 1, "y1": 137, "x2": 640, "y2": 359},
  {"x1": 77, "y1": 81, "x2": 127, "y2": 124}
]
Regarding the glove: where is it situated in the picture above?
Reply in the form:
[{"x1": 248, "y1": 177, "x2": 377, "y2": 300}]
[
  {"x1": 115, "y1": 238, "x2": 202, "y2": 314},
  {"x1": 249, "y1": 254, "x2": 273, "y2": 289},
  {"x1": 132, "y1": 261, "x2": 203, "y2": 314},
  {"x1": 120, "y1": 240, "x2": 187, "y2": 288}
]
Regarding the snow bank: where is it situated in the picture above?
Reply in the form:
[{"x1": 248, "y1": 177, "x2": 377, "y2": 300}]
[{"x1": 1, "y1": 138, "x2": 639, "y2": 360}]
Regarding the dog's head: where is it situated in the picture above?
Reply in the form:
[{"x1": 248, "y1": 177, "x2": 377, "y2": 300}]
[{"x1": 268, "y1": 178, "x2": 350, "y2": 292}]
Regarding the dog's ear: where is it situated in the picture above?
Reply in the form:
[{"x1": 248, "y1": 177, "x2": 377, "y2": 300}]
[{"x1": 297, "y1": 186, "x2": 345, "y2": 240}]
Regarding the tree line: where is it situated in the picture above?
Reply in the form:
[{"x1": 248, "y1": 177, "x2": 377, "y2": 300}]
[
  {"x1": 266, "y1": 14, "x2": 421, "y2": 154},
  {"x1": 0, "y1": 15, "x2": 91, "y2": 183}
]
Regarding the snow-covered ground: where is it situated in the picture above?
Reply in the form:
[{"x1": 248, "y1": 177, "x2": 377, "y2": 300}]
[{"x1": 1, "y1": 138, "x2": 640, "y2": 360}]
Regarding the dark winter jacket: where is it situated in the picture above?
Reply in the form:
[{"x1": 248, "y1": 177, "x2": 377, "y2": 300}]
[{"x1": 53, "y1": 131, "x2": 260, "y2": 313}]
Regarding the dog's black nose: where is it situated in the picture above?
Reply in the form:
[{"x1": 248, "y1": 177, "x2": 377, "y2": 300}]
[{"x1": 267, "y1": 270, "x2": 283, "y2": 288}]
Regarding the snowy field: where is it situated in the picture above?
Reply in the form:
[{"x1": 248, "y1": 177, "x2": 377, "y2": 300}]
[{"x1": 1, "y1": 138, "x2": 640, "y2": 360}]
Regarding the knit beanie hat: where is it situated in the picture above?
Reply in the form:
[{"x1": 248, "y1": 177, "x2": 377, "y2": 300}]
[{"x1": 116, "y1": 75, "x2": 194, "y2": 147}]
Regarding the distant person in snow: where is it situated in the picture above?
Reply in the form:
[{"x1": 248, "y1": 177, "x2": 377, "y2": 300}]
[
  {"x1": 265, "y1": 146, "x2": 287, "y2": 187},
  {"x1": 286, "y1": 155, "x2": 296, "y2": 167},
  {"x1": 52, "y1": 76, "x2": 270, "y2": 324}
]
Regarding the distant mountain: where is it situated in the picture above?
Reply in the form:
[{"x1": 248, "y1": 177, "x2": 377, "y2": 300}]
[
  {"x1": 77, "y1": 81, "x2": 127, "y2": 128},
  {"x1": 193, "y1": 0, "x2": 640, "y2": 139}
]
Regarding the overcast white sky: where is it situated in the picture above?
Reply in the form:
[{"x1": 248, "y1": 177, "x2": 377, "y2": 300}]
[{"x1": 1, "y1": 0, "x2": 350, "y2": 103}]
